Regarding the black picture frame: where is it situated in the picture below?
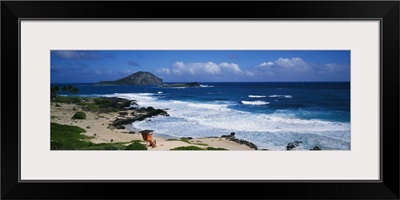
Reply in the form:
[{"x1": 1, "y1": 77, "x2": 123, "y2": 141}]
[{"x1": 2, "y1": 1, "x2": 399, "y2": 199}]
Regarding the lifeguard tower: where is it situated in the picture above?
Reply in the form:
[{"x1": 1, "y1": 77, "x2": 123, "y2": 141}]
[{"x1": 139, "y1": 130, "x2": 157, "y2": 148}]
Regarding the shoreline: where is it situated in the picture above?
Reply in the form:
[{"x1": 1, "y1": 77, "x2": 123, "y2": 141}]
[{"x1": 50, "y1": 98, "x2": 257, "y2": 151}]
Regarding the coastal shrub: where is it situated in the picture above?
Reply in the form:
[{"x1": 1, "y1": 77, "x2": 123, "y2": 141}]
[
  {"x1": 72, "y1": 111, "x2": 86, "y2": 119},
  {"x1": 206, "y1": 147, "x2": 227, "y2": 150},
  {"x1": 126, "y1": 142, "x2": 147, "y2": 150},
  {"x1": 93, "y1": 97, "x2": 132, "y2": 112},
  {"x1": 170, "y1": 146, "x2": 205, "y2": 150},
  {"x1": 55, "y1": 96, "x2": 81, "y2": 104}
]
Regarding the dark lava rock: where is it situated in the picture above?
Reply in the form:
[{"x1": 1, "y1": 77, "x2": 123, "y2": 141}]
[
  {"x1": 286, "y1": 141, "x2": 303, "y2": 150},
  {"x1": 310, "y1": 146, "x2": 321, "y2": 150},
  {"x1": 221, "y1": 132, "x2": 236, "y2": 138},
  {"x1": 227, "y1": 137, "x2": 258, "y2": 150},
  {"x1": 115, "y1": 125, "x2": 125, "y2": 129}
]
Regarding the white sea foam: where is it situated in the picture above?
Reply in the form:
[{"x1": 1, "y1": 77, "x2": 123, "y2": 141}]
[
  {"x1": 102, "y1": 92, "x2": 350, "y2": 150},
  {"x1": 249, "y1": 95, "x2": 266, "y2": 98},
  {"x1": 269, "y1": 95, "x2": 293, "y2": 98},
  {"x1": 157, "y1": 91, "x2": 163, "y2": 94},
  {"x1": 200, "y1": 84, "x2": 215, "y2": 88},
  {"x1": 241, "y1": 101, "x2": 269, "y2": 105}
]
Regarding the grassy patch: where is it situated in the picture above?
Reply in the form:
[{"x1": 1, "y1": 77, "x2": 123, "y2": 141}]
[
  {"x1": 126, "y1": 141, "x2": 147, "y2": 150},
  {"x1": 78, "y1": 102, "x2": 100, "y2": 111},
  {"x1": 170, "y1": 146, "x2": 205, "y2": 150},
  {"x1": 194, "y1": 143, "x2": 209, "y2": 146},
  {"x1": 166, "y1": 138, "x2": 193, "y2": 144},
  {"x1": 51, "y1": 123, "x2": 147, "y2": 150},
  {"x1": 206, "y1": 147, "x2": 227, "y2": 150},
  {"x1": 77, "y1": 97, "x2": 133, "y2": 113},
  {"x1": 179, "y1": 138, "x2": 191, "y2": 143},
  {"x1": 166, "y1": 138, "x2": 208, "y2": 146},
  {"x1": 51, "y1": 122, "x2": 89, "y2": 150}
]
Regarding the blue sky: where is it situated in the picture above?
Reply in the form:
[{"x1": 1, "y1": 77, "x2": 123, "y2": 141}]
[{"x1": 51, "y1": 50, "x2": 350, "y2": 83}]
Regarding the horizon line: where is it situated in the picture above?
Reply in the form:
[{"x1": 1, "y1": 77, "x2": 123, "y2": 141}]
[{"x1": 51, "y1": 81, "x2": 351, "y2": 84}]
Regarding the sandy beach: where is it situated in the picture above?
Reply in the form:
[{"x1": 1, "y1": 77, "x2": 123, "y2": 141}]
[{"x1": 50, "y1": 102, "x2": 255, "y2": 151}]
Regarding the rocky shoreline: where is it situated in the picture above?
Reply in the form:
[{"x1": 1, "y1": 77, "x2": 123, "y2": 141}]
[
  {"x1": 51, "y1": 96, "x2": 323, "y2": 151},
  {"x1": 50, "y1": 96, "x2": 256, "y2": 151}
]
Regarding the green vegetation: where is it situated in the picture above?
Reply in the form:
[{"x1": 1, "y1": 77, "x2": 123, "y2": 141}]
[
  {"x1": 78, "y1": 97, "x2": 132, "y2": 113},
  {"x1": 51, "y1": 123, "x2": 90, "y2": 150},
  {"x1": 166, "y1": 138, "x2": 208, "y2": 146},
  {"x1": 195, "y1": 143, "x2": 209, "y2": 146},
  {"x1": 51, "y1": 123, "x2": 147, "y2": 150},
  {"x1": 206, "y1": 147, "x2": 227, "y2": 150},
  {"x1": 51, "y1": 85, "x2": 80, "y2": 102},
  {"x1": 75, "y1": 97, "x2": 134, "y2": 113},
  {"x1": 170, "y1": 146, "x2": 205, "y2": 150},
  {"x1": 179, "y1": 138, "x2": 190, "y2": 143},
  {"x1": 170, "y1": 146, "x2": 228, "y2": 150},
  {"x1": 78, "y1": 102, "x2": 100, "y2": 111},
  {"x1": 55, "y1": 96, "x2": 81, "y2": 104},
  {"x1": 71, "y1": 111, "x2": 86, "y2": 119},
  {"x1": 126, "y1": 141, "x2": 147, "y2": 150}
]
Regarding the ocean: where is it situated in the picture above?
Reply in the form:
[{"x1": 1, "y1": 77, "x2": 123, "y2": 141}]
[{"x1": 53, "y1": 82, "x2": 351, "y2": 150}]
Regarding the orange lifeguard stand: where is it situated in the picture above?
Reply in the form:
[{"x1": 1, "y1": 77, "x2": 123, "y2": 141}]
[{"x1": 140, "y1": 130, "x2": 157, "y2": 148}]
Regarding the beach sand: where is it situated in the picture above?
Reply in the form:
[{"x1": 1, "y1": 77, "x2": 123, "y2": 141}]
[{"x1": 50, "y1": 102, "x2": 255, "y2": 151}]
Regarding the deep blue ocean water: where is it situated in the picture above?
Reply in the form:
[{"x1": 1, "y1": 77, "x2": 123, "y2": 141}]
[{"x1": 53, "y1": 82, "x2": 350, "y2": 150}]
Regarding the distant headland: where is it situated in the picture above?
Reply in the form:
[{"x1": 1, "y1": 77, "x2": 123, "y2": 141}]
[{"x1": 97, "y1": 71, "x2": 163, "y2": 86}]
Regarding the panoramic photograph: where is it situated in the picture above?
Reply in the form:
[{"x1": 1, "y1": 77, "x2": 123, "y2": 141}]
[{"x1": 50, "y1": 50, "x2": 350, "y2": 151}]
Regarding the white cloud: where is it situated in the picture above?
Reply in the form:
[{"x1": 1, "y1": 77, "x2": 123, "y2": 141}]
[
  {"x1": 259, "y1": 61, "x2": 274, "y2": 68},
  {"x1": 258, "y1": 57, "x2": 311, "y2": 71},
  {"x1": 219, "y1": 62, "x2": 242, "y2": 74},
  {"x1": 158, "y1": 61, "x2": 246, "y2": 76},
  {"x1": 275, "y1": 58, "x2": 310, "y2": 70}
]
